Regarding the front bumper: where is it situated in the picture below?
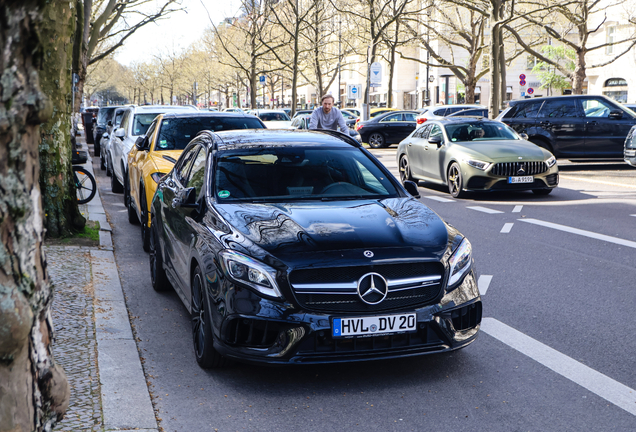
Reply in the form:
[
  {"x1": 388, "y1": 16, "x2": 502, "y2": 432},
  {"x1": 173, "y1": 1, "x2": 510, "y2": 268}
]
[
  {"x1": 625, "y1": 149, "x2": 636, "y2": 167},
  {"x1": 463, "y1": 163, "x2": 559, "y2": 192},
  {"x1": 209, "y1": 271, "x2": 482, "y2": 364}
]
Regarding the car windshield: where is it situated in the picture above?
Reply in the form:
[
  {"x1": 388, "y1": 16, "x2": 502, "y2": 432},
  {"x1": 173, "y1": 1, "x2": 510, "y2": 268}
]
[
  {"x1": 214, "y1": 146, "x2": 399, "y2": 202},
  {"x1": 156, "y1": 117, "x2": 264, "y2": 150},
  {"x1": 259, "y1": 112, "x2": 290, "y2": 121},
  {"x1": 445, "y1": 122, "x2": 519, "y2": 142},
  {"x1": 97, "y1": 107, "x2": 116, "y2": 124}
]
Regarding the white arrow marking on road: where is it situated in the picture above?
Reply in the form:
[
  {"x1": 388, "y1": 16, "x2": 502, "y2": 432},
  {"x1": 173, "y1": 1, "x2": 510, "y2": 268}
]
[
  {"x1": 467, "y1": 206, "x2": 504, "y2": 214},
  {"x1": 477, "y1": 275, "x2": 493, "y2": 295},
  {"x1": 500, "y1": 223, "x2": 514, "y2": 233},
  {"x1": 512, "y1": 205, "x2": 523, "y2": 213},
  {"x1": 520, "y1": 218, "x2": 636, "y2": 249},
  {"x1": 481, "y1": 317, "x2": 636, "y2": 416},
  {"x1": 631, "y1": 214, "x2": 636, "y2": 218},
  {"x1": 424, "y1": 196, "x2": 455, "y2": 203}
]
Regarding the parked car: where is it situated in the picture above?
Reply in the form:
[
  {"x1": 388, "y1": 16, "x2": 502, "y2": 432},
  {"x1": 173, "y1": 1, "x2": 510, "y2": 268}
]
[
  {"x1": 354, "y1": 107, "x2": 400, "y2": 127},
  {"x1": 356, "y1": 110, "x2": 419, "y2": 148},
  {"x1": 291, "y1": 109, "x2": 314, "y2": 118},
  {"x1": 342, "y1": 108, "x2": 361, "y2": 118},
  {"x1": 340, "y1": 109, "x2": 359, "y2": 129},
  {"x1": 448, "y1": 108, "x2": 489, "y2": 118},
  {"x1": 282, "y1": 108, "x2": 291, "y2": 117},
  {"x1": 81, "y1": 107, "x2": 98, "y2": 145},
  {"x1": 93, "y1": 106, "x2": 126, "y2": 157},
  {"x1": 223, "y1": 108, "x2": 244, "y2": 113},
  {"x1": 290, "y1": 113, "x2": 361, "y2": 142},
  {"x1": 127, "y1": 111, "x2": 266, "y2": 250},
  {"x1": 416, "y1": 104, "x2": 486, "y2": 125},
  {"x1": 99, "y1": 107, "x2": 129, "y2": 171},
  {"x1": 624, "y1": 125, "x2": 636, "y2": 166},
  {"x1": 108, "y1": 105, "x2": 198, "y2": 196},
  {"x1": 396, "y1": 117, "x2": 558, "y2": 198},
  {"x1": 149, "y1": 129, "x2": 482, "y2": 367},
  {"x1": 252, "y1": 109, "x2": 293, "y2": 129},
  {"x1": 497, "y1": 95, "x2": 636, "y2": 159}
]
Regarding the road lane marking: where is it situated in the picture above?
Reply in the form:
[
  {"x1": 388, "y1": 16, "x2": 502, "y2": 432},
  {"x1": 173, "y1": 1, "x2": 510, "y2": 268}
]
[
  {"x1": 631, "y1": 215, "x2": 636, "y2": 218},
  {"x1": 519, "y1": 218, "x2": 636, "y2": 249},
  {"x1": 559, "y1": 175, "x2": 636, "y2": 190},
  {"x1": 477, "y1": 275, "x2": 493, "y2": 295},
  {"x1": 500, "y1": 223, "x2": 514, "y2": 233},
  {"x1": 467, "y1": 206, "x2": 504, "y2": 214},
  {"x1": 424, "y1": 195, "x2": 455, "y2": 203},
  {"x1": 117, "y1": 210, "x2": 127, "y2": 213},
  {"x1": 481, "y1": 317, "x2": 636, "y2": 416},
  {"x1": 512, "y1": 205, "x2": 523, "y2": 213}
]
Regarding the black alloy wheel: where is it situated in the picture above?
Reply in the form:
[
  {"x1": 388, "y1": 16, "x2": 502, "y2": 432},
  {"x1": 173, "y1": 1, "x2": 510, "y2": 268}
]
[
  {"x1": 368, "y1": 132, "x2": 386, "y2": 149},
  {"x1": 106, "y1": 153, "x2": 113, "y2": 177},
  {"x1": 100, "y1": 152, "x2": 106, "y2": 170},
  {"x1": 125, "y1": 172, "x2": 139, "y2": 224},
  {"x1": 447, "y1": 162, "x2": 465, "y2": 198},
  {"x1": 94, "y1": 141, "x2": 100, "y2": 157},
  {"x1": 532, "y1": 188, "x2": 553, "y2": 195},
  {"x1": 191, "y1": 265, "x2": 229, "y2": 368},
  {"x1": 111, "y1": 165, "x2": 124, "y2": 193},
  {"x1": 149, "y1": 216, "x2": 170, "y2": 292},
  {"x1": 140, "y1": 185, "x2": 150, "y2": 252},
  {"x1": 399, "y1": 155, "x2": 414, "y2": 183}
]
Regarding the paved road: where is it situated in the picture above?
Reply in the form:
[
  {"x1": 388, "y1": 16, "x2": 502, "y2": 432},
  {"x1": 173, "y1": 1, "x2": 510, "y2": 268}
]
[{"x1": 94, "y1": 149, "x2": 636, "y2": 431}]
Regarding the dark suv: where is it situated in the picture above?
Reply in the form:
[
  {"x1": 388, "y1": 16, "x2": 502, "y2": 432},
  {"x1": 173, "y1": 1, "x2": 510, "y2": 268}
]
[{"x1": 497, "y1": 95, "x2": 636, "y2": 159}]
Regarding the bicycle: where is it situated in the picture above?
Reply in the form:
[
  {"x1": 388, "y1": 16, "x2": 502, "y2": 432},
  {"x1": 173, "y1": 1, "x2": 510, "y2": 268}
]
[{"x1": 74, "y1": 165, "x2": 97, "y2": 204}]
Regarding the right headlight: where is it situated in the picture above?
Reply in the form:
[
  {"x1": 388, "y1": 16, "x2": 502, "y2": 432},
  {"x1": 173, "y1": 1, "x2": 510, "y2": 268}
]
[
  {"x1": 545, "y1": 155, "x2": 557, "y2": 168},
  {"x1": 448, "y1": 238, "x2": 472, "y2": 288},
  {"x1": 219, "y1": 250, "x2": 283, "y2": 299}
]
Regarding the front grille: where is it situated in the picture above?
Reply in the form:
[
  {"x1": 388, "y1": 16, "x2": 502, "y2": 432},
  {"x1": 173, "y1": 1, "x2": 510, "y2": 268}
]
[
  {"x1": 289, "y1": 262, "x2": 445, "y2": 313},
  {"x1": 296, "y1": 322, "x2": 446, "y2": 355},
  {"x1": 491, "y1": 161, "x2": 547, "y2": 176}
]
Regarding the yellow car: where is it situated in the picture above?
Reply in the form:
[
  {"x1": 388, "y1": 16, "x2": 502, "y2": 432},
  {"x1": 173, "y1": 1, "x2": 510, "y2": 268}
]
[{"x1": 126, "y1": 112, "x2": 266, "y2": 250}]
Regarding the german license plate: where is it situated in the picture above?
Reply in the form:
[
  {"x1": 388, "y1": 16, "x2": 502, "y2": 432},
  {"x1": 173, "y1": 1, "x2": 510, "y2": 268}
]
[
  {"x1": 508, "y1": 176, "x2": 533, "y2": 184},
  {"x1": 332, "y1": 313, "x2": 417, "y2": 338}
]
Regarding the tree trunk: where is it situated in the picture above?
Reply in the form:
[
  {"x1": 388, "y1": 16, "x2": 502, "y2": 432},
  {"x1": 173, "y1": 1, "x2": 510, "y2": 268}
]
[
  {"x1": 39, "y1": 0, "x2": 86, "y2": 238},
  {"x1": 572, "y1": 48, "x2": 586, "y2": 94},
  {"x1": 488, "y1": 21, "x2": 501, "y2": 119},
  {"x1": 0, "y1": 2, "x2": 70, "y2": 431}
]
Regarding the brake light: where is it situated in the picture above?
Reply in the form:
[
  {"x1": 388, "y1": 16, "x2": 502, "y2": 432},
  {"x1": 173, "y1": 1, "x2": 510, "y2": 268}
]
[
  {"x1": 356, "y1": 123, "x2": 363, "y2": 131},
  {"x1": 416, "y1": 117, "x2": 426, "y2": 124}
]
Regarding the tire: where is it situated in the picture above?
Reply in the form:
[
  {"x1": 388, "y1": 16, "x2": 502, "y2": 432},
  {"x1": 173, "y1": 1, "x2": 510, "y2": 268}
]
[
  {"x1": 74, "y1": 166, "x2": 97, "y2": 204},
  {"x1": 94, "y1": 141, "x2": 100, "y2": 157},
  {"x1": 368, "y1": 132, "x2": 386, "y2": 149},
  {"x1": 140, "y1": 185, "x2": 150, "y2": 252},
  {"x1": 399, "y1": 155, "x2": 414, "y2": 183},
  {"x1": 149, "y1": 216, "x2": 171, "y2": 292},
  {"x1": 106, "y1": 153, "x2": 112, "y2": 177},
  {"x1": 111, "y1": 162, "x2": 124, "y2": 193},
  {"x1": 100, "y1": 152, "x2": 106, "y2": 171},
  {"x1": 125, "y1": 172, "x2": 139, "y2": 224},
  {"x1": 532, "y1": 188, "x2": 553, "y2": 195},
  {"x1": 447, "y1": 162, "x2": 466, "y2": 198},
  {"x1": 191, "y1": 264, "x2": 229, "y2": 368}
]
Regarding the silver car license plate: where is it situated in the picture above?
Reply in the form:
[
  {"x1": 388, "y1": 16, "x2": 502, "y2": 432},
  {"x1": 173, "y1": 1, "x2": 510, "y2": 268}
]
[
  {"x1": 332, "y1": 313, "x2": 417, "y2": 338},
  {"x1": 508, "y1": 176, "x2": 534, "y2": 184}
]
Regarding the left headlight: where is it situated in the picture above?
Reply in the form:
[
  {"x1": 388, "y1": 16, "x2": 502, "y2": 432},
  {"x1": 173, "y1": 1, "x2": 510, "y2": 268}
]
[
  {"x1": 545, "y1": 155, "x2": 557, "y2": 168},
  {"x1": 448, "y1": 238, "x2": 472, "y2": 288},
  {"x1": 465, "y1": 159, "x2": 491, "y2": 171},
  {"x1": 219, "y1": 250, "x2": 283, "y2": 299}
]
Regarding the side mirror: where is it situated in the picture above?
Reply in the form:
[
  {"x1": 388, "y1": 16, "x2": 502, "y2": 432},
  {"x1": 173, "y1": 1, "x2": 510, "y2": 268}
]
[
  {"x1": 609, "y1": 109, "x2": 623, "y2": 119},
  {"x1": 135, "y1": 136, "x2": 147, "y2": 151},
  {"x1": 403, "y1": 180, "x2": 420, "y2": 199},
  {"x1": 428, "y1": 135, "x2": 443, "y2": 147},
  {"x1": 114, "y1": 128, "x2": 125, "y2": 138},
  {"x1": 107, "y1": 120, "x2": 113, "y2": 127},
  {"x1": 173, "y1": 187, "x2": 198, "y2": 208},
  {"x1": 519, "y1": 133, "x2": 529, "y2": 140}
]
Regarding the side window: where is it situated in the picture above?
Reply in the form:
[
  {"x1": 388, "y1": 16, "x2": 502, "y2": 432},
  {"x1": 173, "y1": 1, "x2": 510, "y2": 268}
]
[
  {"x1": 510, "y1": 102, "x2": 543, "y2": 119},
  {"x1": 404, "y1": 113, "x2": 417, "y2": 122},
  {"x1": 538, "y1": 99, "x2": 579, "y2": 118},
  {"x1": 291, "y1": 117, "x2": 299, "y2": 128},
  {"x1": 184, "y1": 148, "x2": 207, "y2": 197},
  {"x1": 414, "y1": 124, "x2": 431, "y2": 139},
  {"x1": 433, "y1": 109, "x2": 447, "y2": 116},
  {"x1": 429, "y1": 124, "x2": 443, "y2": 140},
  {"x1": 381, "y1": 113, "x2": 403, "y2": 122},
  {"x1": 580, "y1": 98, "x2": 615, "y2": 118},
  {"x1": 120, "y1": 111, "x2": 130, "y2": 134},
  {"x1": 175, "y1": 146, "x2": 200, "y2": 185},
  {"x1": 145, "y1": 121, "x2": 157, "y2": 145}
]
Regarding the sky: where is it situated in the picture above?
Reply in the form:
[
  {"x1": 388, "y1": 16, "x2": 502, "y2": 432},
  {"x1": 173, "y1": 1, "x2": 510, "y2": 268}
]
[{"x1": 115, "y1": 0, "x2": 239, "y2": 66}]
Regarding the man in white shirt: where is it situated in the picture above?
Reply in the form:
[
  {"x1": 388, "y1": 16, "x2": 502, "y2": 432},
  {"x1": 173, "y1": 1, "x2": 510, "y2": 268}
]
[{"x1": 309, "y1": 95, "x2": 348, "y2": 131}]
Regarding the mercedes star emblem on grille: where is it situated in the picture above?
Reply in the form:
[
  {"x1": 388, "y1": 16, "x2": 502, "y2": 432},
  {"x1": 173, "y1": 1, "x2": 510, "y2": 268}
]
[
  {"x1": 357, "y1": 273, "x2": 388, "y2": 305},
  {"x1": 517, "y1": 164, "x2": 526, "y2": 175},
  {"x1": 364, "y1": 250, "x2": 374, "y2": 258}
]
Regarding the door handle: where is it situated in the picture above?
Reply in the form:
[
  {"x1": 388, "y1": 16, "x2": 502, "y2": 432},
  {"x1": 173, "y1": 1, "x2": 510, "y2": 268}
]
[{"x1": 424, "y1": 146, "x2": 429, "y2": 150}]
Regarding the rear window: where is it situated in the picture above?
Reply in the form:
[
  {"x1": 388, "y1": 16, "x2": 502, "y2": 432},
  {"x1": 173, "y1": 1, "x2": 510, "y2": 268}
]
[
  {"x1": 97, "y1": 108, "x2": 116, "y2": 124},
  {"x1": 259, "y1": 112, "x2": 290, "y2": 121},
  {"x1": 156, "y1": 116, "x2": 264, "y2": 151},
  {"x1": 214, "y1": 147, "x2": 398, "y2": 201}
]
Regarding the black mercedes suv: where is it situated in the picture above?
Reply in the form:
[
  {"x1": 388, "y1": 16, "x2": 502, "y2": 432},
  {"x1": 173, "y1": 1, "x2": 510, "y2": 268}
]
[
  {"x1": 497, "y1": 95, "x2": 636, "y2": 159},
  {"x1": 149, "y1": 129, "x2": 482, "y2": 367}
]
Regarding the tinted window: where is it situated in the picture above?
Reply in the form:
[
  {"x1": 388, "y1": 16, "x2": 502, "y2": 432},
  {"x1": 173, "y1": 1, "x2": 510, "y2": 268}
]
[
  {"x1": 381, "y1": 113, "x2": 403, "y2": 122},
  {"x1": 259, "y1": 112, "x2": 290, "y2": 121},
  {"x1": 175, "y1": 146, "x2": 200, "y2": 184},
  {"x1": 185, "y1": 149, "x2": 207, "y2": 197},
  {"x1": 538, "y1": 99, "x2": 579, "y2": 118},
  {"x1": 341, "y1": 111, "x2": 357, "y2": 119},
  {"x1": 113, "y1": 110, "x2": 125, "y2": 127},
  {"x1": 581, "y1": 98, "x2": 622, "y2": 118},
  {"x1": 414, "y1": 124, "x2": 430, "y2": 139},
  {"x1": 433, "y1": 109, "x2": 447, "y2": 116},
  {"x1": 509, "y1": 101, "x2": 542, "y2": 119},
  {"x1": 97, "y1": 107, "x2": 116, "y2": 124},
  {"x1": 429, "y1": 124, "x2": 443, "y2": 139},
  {"x1": 404, "y1": 113, "x2": 417, "y2": 121},
  {"x1": 214, "y1": 147, "x2": 398, "y2": 201},
  {"x1": 156, "y1": 116, "x2": 264, "y2": 151}
]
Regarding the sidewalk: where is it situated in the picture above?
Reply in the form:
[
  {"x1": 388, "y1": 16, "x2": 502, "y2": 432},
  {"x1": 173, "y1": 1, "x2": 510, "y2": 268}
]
[{"x1": 49, "y1": 134, "x2": 158, "y2": 432}]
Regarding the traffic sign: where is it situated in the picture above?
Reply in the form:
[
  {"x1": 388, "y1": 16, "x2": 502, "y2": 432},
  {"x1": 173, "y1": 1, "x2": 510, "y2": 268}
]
[
  {"x1": 527, "y1": 87, "x2": 534, "y2": 95},
  {"x1": 521, "y1": 92, "x2": 526, "y2": 97},
  {"x1": 520, "y1": 80, "x2": 526, "y2": 86},
  {"x1": 519, "y1": 74, "x2": 526, "y2": 80},
  {"x1": 259, "y1": 75, "x2": 266, "y2": 84},
  {"x1": 370, "y1": 62, "x2": 382, "y2": 85},
  {"x1": 347, "y1": 84, "x2": 361, "y2": 99}
]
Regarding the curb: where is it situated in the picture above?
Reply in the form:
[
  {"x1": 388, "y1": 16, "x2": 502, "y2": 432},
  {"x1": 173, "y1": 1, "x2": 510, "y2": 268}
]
[{"x1": 80, "y1": 138, "x2": 159, "y2": 432}]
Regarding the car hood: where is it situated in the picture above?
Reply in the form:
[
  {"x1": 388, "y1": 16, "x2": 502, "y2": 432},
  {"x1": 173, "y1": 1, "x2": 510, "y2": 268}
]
[
  {"x1": 457, "y1": 139, "x2": 548, "y2": 162},
  {"x1": 214, "y1": 198, "x2": 450, "y2": 263},
  {"x1": 262, "y1": 120, "x2": 293, "y2": 129},
  {"x1": 149, "y1": 150, "x2": 183, "y2": 173}
]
